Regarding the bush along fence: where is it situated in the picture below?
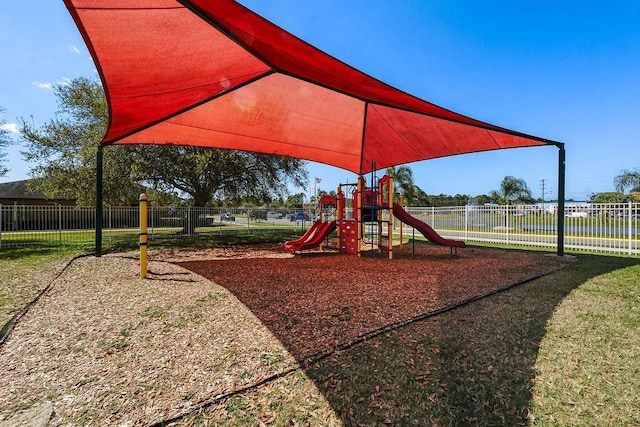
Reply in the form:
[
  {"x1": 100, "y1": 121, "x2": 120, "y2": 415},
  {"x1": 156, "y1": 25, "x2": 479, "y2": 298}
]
[{"x1": 0, "y1": 202, "x2": 638, "y2": 256}]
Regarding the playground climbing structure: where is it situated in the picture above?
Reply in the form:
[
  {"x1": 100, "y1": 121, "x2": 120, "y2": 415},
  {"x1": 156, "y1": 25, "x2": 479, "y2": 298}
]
[{"x1": 286, "y1": 169, "x2": 466, "y2": 256}]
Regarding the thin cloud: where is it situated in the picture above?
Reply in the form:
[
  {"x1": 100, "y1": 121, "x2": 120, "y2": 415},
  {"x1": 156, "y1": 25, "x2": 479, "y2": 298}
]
[
  {"x1": 71, "y1": 44, "x2": 81, "y2": 54},
  {"x1": 33, "y1": 77, "x2": 72, "y2": 90},
  {"x1": 33, "y1": 81, "x2": 53, "y2": 90},
  {"x1": 0, "y1": 122, "x2": 19, "y2": 133}
]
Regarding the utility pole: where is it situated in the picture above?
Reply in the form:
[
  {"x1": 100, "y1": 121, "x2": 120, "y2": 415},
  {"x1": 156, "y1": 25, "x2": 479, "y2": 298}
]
[{"x1": 540, "y1": 179, "x2": 551, "y2": 204}]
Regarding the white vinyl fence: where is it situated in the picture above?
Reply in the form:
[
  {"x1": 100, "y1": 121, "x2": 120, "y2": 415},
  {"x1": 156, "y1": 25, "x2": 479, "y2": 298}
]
[
  {"x1": 1, "y1": 202, "x2": 638, "y2": 256},
  {"x1": 404, "y1": 202, "x2": 639, "y2": 256}
]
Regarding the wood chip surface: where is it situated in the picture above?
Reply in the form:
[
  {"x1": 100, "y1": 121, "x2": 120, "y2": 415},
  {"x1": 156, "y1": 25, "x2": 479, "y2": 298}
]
[{"x1": 0, "y1": 243, "x2": 567, "y2": 425}]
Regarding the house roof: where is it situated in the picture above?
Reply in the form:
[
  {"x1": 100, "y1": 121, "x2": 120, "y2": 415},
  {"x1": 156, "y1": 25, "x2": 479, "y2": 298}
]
[{"x1": 0, "y1": 180, "x2": 47, "y2": 200}]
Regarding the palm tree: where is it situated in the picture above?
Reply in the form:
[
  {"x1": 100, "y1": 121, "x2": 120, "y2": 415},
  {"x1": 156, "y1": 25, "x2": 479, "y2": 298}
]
[
  {"x1": 385, "y1": 165, "x2": 415, "y2": 204},
  {"x1": 614, "y1": 168, "x2": 640, "y2": 193},
  {"x1": 490, "y1": 176, "x2": 534, "y2": 205}
]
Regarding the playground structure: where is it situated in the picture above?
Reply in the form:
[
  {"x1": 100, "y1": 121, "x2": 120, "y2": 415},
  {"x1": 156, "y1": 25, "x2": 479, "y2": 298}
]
[{"x1": 285, "y1": 171, "x2": 466, "y2": 257}]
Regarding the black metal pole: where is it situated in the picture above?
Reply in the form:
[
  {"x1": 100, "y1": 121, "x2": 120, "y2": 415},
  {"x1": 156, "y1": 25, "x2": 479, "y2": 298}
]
[
  {"x1": 557, "y1": 144, "x2": 566, "y2": 257},
  {"x1": 95, "y1": 145, "x2": 103, "y2": 257}
]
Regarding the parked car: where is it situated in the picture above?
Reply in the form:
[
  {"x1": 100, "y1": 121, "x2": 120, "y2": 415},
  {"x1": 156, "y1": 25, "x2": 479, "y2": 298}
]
[
  {"x1": 565, "y1": 211, "x2": 588, "y2": 218},
  {"x1": 266, "y1": 211, "x2": 283, "y2": 219},
  {"x1": 220, "y1": 212, "x2": 235, "y2": 221},
  {"x1": 289, "y1": 212, "x2": 310, "y2": 221}
]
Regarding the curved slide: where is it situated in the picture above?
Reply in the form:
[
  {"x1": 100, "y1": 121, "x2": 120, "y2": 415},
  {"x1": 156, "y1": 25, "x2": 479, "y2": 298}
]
[
  {"x1": 392, "y1": 203, "x2": 466, "y2": 248},
  {"x1": 285, "y1": 220, "x2": 337, "y2": 251}
]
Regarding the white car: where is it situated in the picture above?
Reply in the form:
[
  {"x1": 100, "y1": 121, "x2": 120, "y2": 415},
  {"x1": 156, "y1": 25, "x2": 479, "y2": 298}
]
[{"x1": 565, "y1": 211, "x2": 588, "y2": 218}]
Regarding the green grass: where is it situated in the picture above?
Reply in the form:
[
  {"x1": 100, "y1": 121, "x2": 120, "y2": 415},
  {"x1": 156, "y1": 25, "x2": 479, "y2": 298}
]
[
  {"x1": 0, "y1": 246, "x2": 84, "y2": 326},
  {"x1": 0, "y1": 222, "x2": 306, "y2": 251},
  {"x1": 530, "y1": 263, "x2": 640, "y2": 426}
]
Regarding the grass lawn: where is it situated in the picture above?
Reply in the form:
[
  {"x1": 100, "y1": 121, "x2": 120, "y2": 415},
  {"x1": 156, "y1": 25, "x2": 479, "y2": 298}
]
[
  {"x1": 0, "y1": 247, "x2": 83, "y2": 328},
  {"x1": 530, "y1": 261, "x2": 640, "y2": 425},
  {"x1": 0, "y1": 244, "x2": 638, "y2": 425}
]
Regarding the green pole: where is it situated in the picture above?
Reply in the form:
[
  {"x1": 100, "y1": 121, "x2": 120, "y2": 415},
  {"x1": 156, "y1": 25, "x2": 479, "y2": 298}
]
[
  {"x1": 95, "y1": 145, "x2": 103, "y2": 257},
  {"x1": 557, "y1": 144, "x2": 566, "y2": 257}
]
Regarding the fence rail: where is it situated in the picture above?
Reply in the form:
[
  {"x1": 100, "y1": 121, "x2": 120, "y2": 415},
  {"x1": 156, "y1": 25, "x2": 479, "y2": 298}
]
[{"x1": 1, "y1": 203, "x2": 638, "y2": 256}]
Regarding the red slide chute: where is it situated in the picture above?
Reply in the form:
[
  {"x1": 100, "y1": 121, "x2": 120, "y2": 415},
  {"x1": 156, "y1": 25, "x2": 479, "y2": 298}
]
[
  {"x1": 285, "y1": 221, "x2": 337, "y2": 252},
  {"x1": 392, "y1": 203, "x2": 465, "y2": 248}
]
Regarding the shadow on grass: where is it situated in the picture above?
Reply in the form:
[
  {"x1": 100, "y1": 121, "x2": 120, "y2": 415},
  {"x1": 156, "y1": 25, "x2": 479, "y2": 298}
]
[
  {"x1": 171, "y1": 245, "x2": 640, "y2": 425},
  {"x1": 0, "y1": 245, "x2": 83, "y2": 261},
  {"x1": 303, "y1": 254, "x2": 639, "y2": 426}
]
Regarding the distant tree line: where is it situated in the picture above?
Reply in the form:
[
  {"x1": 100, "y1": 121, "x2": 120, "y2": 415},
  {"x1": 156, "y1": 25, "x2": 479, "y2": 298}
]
[{"x1": 589, "y1": 168, "x2": 640, "y2": 203}]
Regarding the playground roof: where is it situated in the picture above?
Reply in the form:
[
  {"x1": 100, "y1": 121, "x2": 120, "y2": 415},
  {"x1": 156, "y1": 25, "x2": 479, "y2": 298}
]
[{"x1": 65, "y1": 0, "x2": 561, "y2": 175}]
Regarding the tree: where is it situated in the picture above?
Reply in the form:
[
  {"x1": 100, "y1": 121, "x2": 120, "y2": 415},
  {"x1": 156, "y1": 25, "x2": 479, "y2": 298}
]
[
  {"x1": 21, "y1": 77, "x2": 141, "y2": 205},
  {"x1": 489, "y1": 176, "x2": 534, "y2": 205},
  {"x1": 131, "y1": 146, "x2": 308, "y2": 207},
  {"x1": 590, "y1": 192, "x2": 626, "y2": 203},
  {"x1": 614, "y1": 168, "x2": 640, "y2": 194},
  {"x1": 20, "y1": 77, "x2": 309, "y2": 209},
  {"x1": 472, "y1": 194, "x2": 493, "y2": 205},
  {"x1": 286, "y1": 193, "x2": 305, "y2": 208},
  {"x1": 0, "y1": 107, "x2": 12, "y2": 177},
  {"x1": 385, "y1": 165, "x2": 414, "y2": 203}
]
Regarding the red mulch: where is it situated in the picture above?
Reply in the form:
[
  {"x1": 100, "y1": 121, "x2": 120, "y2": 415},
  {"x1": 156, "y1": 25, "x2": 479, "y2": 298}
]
[{"x1": 177, "y1": 243, "x2": 567, "y2": 362}]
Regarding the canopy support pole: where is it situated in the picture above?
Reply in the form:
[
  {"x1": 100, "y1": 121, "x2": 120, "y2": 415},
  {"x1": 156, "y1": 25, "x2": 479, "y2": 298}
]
[
  {"x1": 556, "y1": 143, "x2": 566, "y2": 257},
  {"x1": 95, "y1": 145, "x2": 103, "y2": 257}
]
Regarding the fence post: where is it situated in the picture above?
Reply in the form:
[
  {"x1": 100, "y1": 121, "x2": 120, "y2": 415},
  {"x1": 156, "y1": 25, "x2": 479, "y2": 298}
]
[
  {"x1": 107, "y1": 206, "x2": 111, "y2": 243},
  {"x1": 464, "y1": 205, "x2": 468, "y2": 240},
  {"x1": 431, "y1": 206, "x2": 435, "y2": 228},
  {"x1": 58, "y1": 204, "x2": 62, "y2": 246},
  {"x1": 629, "y1": 200, "x2": 633, "y2": 256},
  {"x1": 505, "y1": 206, "x2": 510, "y2": 245},
  {"x1": 186, "y1": 206, "x2": 191, "y2": 237}
]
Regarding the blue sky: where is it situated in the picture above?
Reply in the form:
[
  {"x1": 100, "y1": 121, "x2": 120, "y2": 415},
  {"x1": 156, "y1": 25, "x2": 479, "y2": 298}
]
[{"x1": 1, "y1": 1, "x2": 639, "y2": 201}]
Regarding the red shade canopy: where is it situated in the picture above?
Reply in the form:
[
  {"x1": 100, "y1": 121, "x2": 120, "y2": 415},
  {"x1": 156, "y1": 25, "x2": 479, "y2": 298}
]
[{"x1": 65, "y1": 0, "x2": 560, "y2": 175}]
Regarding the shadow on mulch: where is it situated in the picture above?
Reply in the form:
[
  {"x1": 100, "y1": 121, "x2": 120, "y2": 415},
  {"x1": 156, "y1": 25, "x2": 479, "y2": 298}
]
[
  {"x1": 177, "y1": 244, "x2": 637, "y2": 425},
  {"x1": 178, "y1": 244, "x2": 566, "y2": 361}
]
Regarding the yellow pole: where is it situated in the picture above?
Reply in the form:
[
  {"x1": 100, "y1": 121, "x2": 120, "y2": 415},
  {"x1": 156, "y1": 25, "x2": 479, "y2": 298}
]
[{"x1": 139, "y1": 193, "x2": 148, "y2": 278}]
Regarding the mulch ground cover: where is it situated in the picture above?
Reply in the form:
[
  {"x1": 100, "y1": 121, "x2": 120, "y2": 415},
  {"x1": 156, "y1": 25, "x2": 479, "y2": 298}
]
[
  {"x1": 178, "y1": 242, "x2": 567, "y2": 362},
  {"x1": 0, "y1": 242, "x2": 569, "y2": 425}
]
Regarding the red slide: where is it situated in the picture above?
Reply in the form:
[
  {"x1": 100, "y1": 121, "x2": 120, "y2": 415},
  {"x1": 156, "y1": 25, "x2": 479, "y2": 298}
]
[
  {"x1": 285, "y1": 220, "x2": 337, "y2": 251},
  {"x1": 392, "y1": 203, "x2": 466, "y2": 248},
  {"x1": 285, "y1": 220, "x2": 323, "y2": 249}
]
